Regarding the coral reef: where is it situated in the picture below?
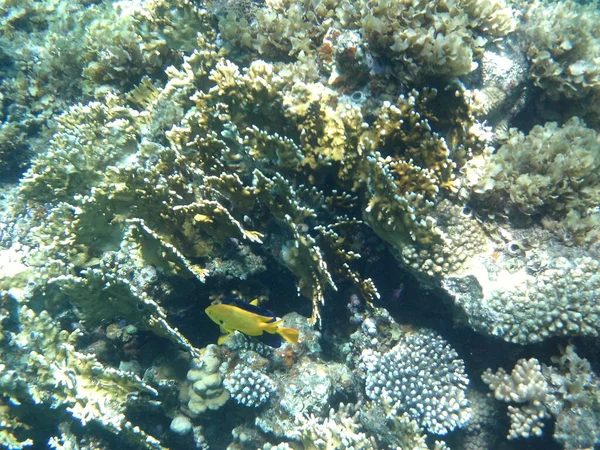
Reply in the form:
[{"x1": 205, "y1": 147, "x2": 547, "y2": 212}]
[
  {"x1": 0, "y1": 0, "x2": 211, "y2": 179},
  {"x1": 297, "y1": 404, "x2": 378, "y2": 449},
  {"x1": 1, "y1": 0, "x2": 600, "y2": 448}
]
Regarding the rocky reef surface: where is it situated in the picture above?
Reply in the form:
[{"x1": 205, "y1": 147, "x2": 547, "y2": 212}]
[{"x1": 0, "y1": 0, "x2": 599, "y2": 448}]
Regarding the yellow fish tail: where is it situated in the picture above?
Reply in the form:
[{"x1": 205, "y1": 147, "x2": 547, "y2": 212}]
[
  {"x1": 265, "y1": 320, "x2": 299, "y2": 345},
  {"x1": 277, "y1": 326, "x2": 299, "y2": 345}
]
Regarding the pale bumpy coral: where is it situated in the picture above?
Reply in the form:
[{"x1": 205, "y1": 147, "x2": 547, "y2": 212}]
[
  {"x1": 297, "y1": 404, "x2": 377, "y2": 450},
  {"x1": 223, "y1": 365, "x2": 277, "y2": 407},
  {"x1": 483, "y1": 345, "x2": 600, "y2": 449},
  {"x1": 445, "y1": 223, "x2": 600, "y2": 344},
  {"x1": 255, "y1": 359, "x2": 355, "y2": 442},
  {"x1": 449, "y1": 116, "x2": 600, "y2": 344},
  {"x1": 360, "y1": 329, "x2": 471, "y2": 435},
  {"x1": 482, "y1": 358, "x2": 550, "y2": 439},
  {"x1": 181, "y1": 345, "x2": 230, "y2": 417}
]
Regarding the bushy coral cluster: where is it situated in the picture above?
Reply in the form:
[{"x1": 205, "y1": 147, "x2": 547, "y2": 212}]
[
  {"x1": 223, "y1": 365, "x2": 277, "y2": 407},
  {"x1": 524, "y1": 0, "x2": 600, "y2": 101},
  {"x1": 466, "y1": 117, "x2": 600, "y2": 246},
  {"x1": 216, "y1": 0, "x2": 516, "y2": 81},
  {"x1": 483, "y1": 345, "x2": 600, "y2": 449},
  {"x1": 360, "y1": 329, "x2": 471, "y2": 435}
]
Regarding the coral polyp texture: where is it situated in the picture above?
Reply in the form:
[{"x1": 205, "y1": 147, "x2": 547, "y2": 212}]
[
  {"x1": 223, "y1": 365, "x2": 277, "y2": 407},
  {"x1": 360, "y1": 329, "x2": 471, "y2": 435},
  {"x1": 1, "y1": 0, "x2": 600, "y2": 448}
]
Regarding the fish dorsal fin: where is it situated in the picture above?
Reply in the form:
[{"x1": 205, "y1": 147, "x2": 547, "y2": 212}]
[
  {"x1": 221, "y1": 297, "x2": 276, "y2": 320},
  {"x1": 250, "y1": 299, "x2": 260, "y2": 306}
]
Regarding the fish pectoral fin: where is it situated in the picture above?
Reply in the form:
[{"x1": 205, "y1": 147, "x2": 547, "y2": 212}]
[{"x1": 217, "y1": 332, "x2": 233, "y2": 345}]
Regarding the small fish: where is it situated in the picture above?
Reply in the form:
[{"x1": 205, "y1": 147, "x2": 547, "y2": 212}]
[{"x1": 205, "y1": 298, "x2": 299, "y2": 348}]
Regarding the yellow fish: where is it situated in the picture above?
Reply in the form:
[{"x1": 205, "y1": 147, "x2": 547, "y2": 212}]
[{"x1": 205, "y1": 298, "x2": 299, "y2": 348}]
